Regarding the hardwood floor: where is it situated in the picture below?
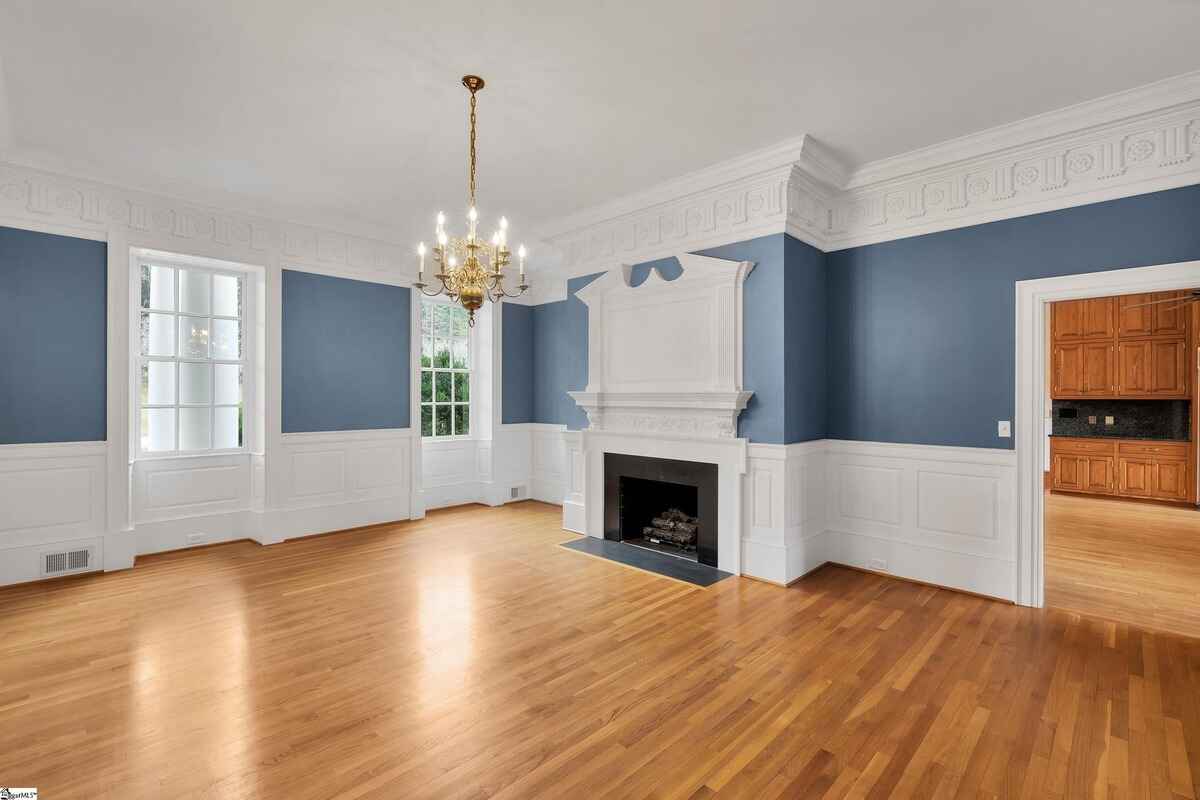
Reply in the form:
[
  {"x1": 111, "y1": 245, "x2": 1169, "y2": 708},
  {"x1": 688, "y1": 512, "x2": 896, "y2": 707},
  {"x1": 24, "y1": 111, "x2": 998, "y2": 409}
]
[
  {"x1": 1046, "y1": 490, "x2": 1200, "y2": 639},
  {"x1": 1, "y1": 501, "x2": 1198, "y2": 799}
]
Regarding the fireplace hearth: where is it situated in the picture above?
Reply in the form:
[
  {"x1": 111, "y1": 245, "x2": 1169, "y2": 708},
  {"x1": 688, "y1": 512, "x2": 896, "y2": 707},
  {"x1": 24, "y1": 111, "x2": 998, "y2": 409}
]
[{"x1": 604, "y1": 453, "x2": 718, "y2": 567}]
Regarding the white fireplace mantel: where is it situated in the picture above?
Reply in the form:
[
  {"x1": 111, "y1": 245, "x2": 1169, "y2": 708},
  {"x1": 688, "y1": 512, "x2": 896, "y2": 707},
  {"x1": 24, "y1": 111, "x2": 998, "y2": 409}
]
[
  {"x1": 567, "y1": 253, "x2": 755, "y2": 437},
  {"x1": 565, "y1": 252, "x2": 756, "y2": 574}
]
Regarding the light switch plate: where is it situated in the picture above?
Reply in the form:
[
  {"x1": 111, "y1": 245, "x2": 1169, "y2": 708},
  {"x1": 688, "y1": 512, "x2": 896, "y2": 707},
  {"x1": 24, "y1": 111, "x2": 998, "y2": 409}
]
[
  {"x1": 997, "y1": 420, "x2": 1011, "y2": 438},
  {"x1": 1105, "y1": 416, "x2": 1115, "y2": 425}
]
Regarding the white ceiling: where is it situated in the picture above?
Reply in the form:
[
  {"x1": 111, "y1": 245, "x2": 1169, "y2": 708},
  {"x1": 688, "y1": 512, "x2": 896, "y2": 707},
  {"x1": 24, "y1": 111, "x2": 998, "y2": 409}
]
[{"x1": 2, "y1": 0, "x2": 1199, "y2": 249}]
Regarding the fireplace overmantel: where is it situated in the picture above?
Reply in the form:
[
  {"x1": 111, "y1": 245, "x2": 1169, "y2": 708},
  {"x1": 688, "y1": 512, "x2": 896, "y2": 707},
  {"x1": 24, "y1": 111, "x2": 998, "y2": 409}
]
[{"x1": 567, "y1": 253, "x2": 755, "y2": 438}]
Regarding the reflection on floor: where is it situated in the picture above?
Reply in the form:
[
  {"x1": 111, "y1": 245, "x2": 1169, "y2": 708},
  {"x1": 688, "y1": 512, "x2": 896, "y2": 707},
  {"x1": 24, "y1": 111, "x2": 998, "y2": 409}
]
[
  {"x1": 1046, "y1": 490, "x2": 1200, "y2": 638},
  {"x1": 1, "y1": 500, "x2": 1198, "y2": 797}
]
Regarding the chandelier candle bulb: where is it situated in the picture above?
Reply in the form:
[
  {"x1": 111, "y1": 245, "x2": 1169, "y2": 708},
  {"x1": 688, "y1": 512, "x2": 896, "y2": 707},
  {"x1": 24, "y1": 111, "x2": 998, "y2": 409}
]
[{"x1": 413, "y1": 75, "x2": 528, "y2": 324}]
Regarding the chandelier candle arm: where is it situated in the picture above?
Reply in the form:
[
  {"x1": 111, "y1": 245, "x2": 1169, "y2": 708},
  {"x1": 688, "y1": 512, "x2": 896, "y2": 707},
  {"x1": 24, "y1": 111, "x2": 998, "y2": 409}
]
[{"x1": 413, "y1": 75, "x2": 528, "y2": 325}]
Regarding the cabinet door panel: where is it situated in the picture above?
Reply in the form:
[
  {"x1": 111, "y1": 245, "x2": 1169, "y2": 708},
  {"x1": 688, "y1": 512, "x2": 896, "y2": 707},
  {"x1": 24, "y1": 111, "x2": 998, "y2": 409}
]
[
  {"x1": 1117, "y1": 341, "x2": 1152, "y2": 395},
  {"x1": 1052, "y1": 344, "x2": 1085, "y2": 396},
  {"x1": 1082, "y1": 298, "x2": 1116, "y2": 339},
  {"x1": 1153, "y1": 459, "x2": 1189, "y2": 501},
  {"x1": 1081, "y1": 343, "x2": 1114, "y2": 396},
  {"x1": 1149, "y1": 339, "x2": 1188, "y2": 396},
  {"x1": 1052, "y1": 300, "x2": 1084, "y2": 341},
  {"x1": 1118, "y1": 291, "x2": 1188, "y2": 337},
  {"x1": 1118, "y1": 457, "x2": 1155, "y2": 498},
  {"x1": 1052, "y1": 454, "x2": 1084, "y2": 492},
  {"x1": 1053, "y1": 298, "x2": 1115, "y2": 341},
  {"x1": 1118, "y1": 293, "x2": 1155, "y2": 337},
  {"x1": 1084, "y1": 456, "x2": 1115, "y2": 494},
  {"x1": 1153, "y1": 291, "x2": 1189, "y2": 336}
]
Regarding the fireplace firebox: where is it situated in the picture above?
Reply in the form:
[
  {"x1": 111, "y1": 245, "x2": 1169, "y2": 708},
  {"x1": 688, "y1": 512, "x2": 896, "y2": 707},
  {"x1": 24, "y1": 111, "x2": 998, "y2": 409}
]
[{"x1": 604, "y1": 453, "x2": 718, "y2": 567}]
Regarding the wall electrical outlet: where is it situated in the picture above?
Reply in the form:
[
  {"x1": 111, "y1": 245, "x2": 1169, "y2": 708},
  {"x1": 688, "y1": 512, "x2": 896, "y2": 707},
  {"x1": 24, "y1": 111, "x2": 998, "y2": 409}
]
[
  {"x1": 186, "y1": 533, "x2": 208, "y2": 546},
  {"x1": 997, "y1": 420, "x2": 1011, "y2": 438},
  {"x1": 868, "y1": 558, "x2": 888, "y2": 572},
  {"x1": 1105, "y1": 415, "x2": 1115, "y2": 426}
]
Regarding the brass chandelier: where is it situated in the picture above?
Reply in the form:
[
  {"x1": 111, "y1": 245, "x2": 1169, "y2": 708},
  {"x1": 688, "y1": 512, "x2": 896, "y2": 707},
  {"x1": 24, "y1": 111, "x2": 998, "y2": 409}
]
[{"x1": 414, "y1": 75, "x2": 528, "y2": 325}]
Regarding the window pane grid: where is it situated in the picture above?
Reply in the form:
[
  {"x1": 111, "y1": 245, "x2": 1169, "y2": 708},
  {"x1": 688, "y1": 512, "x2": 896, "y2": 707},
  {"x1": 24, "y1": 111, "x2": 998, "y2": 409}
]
[
  {"x1": 420, "y1": 301, "x2": 470, "y2": 438},
  {"x1": 137, "y1": 262, "x2": 245, "y2": 455}
]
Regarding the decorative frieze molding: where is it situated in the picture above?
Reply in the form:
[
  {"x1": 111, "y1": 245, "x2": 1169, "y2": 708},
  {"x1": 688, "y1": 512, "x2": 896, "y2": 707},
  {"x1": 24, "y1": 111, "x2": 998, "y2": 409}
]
[
  {"x1": 0, "y1": 161, "x2": 414, "y2": 285},
  {"x1": 537, "y1": 71, "x2": 1200, "y2": 275},
  {"x1": 826, "y1": 107, "x2": 1200, "y2": 250}
]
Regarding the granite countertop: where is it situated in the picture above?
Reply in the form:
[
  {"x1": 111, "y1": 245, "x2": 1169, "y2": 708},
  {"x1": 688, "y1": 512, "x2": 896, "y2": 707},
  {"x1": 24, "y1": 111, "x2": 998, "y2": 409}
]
[{"x1": 1049, "y1": 432, "x2": 1190, "y2": 442}]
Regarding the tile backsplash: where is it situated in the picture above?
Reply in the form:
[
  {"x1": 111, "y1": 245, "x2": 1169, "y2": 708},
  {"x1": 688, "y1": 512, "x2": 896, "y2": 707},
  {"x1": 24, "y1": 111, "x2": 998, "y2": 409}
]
[{"x1": 1052, "y1": 399, "x2": 1190, "y2": 441}]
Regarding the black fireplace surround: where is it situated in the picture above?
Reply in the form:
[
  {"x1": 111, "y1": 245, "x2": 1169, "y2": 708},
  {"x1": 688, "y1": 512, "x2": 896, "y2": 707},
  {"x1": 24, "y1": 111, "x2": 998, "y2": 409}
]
[{"x1": 604, "y1": 453, "x2": 719, "y2": 567}]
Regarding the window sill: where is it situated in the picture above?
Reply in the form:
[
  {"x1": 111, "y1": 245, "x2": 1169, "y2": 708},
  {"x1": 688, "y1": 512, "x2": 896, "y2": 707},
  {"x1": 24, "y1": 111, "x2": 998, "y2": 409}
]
[
  {"x1": 421, "y1": 435, "x2": 477, "y2": 446},
  {"x1": 132, "y1": 448, "x2": 250, "y2": 463}
]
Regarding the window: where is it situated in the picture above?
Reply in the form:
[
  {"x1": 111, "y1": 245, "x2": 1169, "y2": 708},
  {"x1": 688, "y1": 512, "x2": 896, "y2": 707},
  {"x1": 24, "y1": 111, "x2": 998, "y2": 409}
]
[
  {"x1": 136, "y1": 261, "x2": 246, "y2": 454},
  {"x1": 420, "y1": 300, "x2": 470, "y2": 437}
]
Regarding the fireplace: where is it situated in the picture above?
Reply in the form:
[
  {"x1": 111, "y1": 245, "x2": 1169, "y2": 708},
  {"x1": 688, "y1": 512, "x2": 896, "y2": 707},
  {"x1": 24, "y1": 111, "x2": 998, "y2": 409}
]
[{"x1": 604, "y1": 453, "x2": 718, "y2": 567}]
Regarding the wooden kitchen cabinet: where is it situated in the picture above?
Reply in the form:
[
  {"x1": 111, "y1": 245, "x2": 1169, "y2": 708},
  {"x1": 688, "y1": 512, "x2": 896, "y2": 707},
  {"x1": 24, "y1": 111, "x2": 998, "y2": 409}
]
[
  {"x1": 1052, "y1": 342, "x2": 1114, "y2": 397},
  {"x1": 1117, "y1": 456, "x2": 1155, "y2": 498},
  {"x1": 1053, "y1": 297, "x2": 1116, "y2": 341},
  {"x1": 1117, "y1": 291, "x2": 1189, "y2": 338},
  {"x1": 1149, "y1": 339, "x2": 1188, "y2": 396},
  {"x1": 1154, "y1": 459, "x2": 1190, "y2": 501},
  {"x1": 1051, "y1": 438, "x2": 1193, "y2": 504},
  {"x1": 1052, "y1": 290, "x2": 1192, "y2": 400},
  {"x1": 1117, "y1": 339, "x2": 1188, "y2": 397}
]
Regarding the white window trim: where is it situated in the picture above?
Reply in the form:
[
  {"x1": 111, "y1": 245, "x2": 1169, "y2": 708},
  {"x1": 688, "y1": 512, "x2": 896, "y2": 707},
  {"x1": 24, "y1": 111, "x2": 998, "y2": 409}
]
[
  {"x1": 130, "y1": 254, "x2": 257, "y2": 460},
  {"x1": 419, "y1": 295, "x2": 479, "y2": 443}
]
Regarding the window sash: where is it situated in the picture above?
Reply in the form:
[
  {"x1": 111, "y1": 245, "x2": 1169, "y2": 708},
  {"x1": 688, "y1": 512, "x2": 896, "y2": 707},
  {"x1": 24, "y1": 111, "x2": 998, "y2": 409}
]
[
  {"x1": 135, "y1": 260, "x2": 248, "y2": 457},
  {"x1": 420, "y1": 299, "x2": 472, "y2": 439}
]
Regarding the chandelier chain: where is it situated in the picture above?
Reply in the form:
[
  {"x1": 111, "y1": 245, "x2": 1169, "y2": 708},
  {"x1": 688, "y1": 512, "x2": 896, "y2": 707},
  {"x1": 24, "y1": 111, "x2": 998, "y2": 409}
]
[{"x1": 468, "y1": 87, "x2": 477, "y2": 209}]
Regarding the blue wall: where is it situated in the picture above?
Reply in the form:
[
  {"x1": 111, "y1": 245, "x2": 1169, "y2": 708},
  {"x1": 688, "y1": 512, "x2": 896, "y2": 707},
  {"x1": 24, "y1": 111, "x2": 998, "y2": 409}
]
[
  {"x1": 827, "y1": 184, "x2": 1200, "y2": 449},
  {"x1": 501, "y1": 303, "x2": 534, "y2": 424},
  {"x1": 784, "y1": 235, "x2": 828, "y2": 443},
  {"x1": 282, "y1": 270, "x2": 410, "y2": 433},
  {"x1": 0, "y1": 226, "x2": 107, "y2": 444},
  {"x1": 532, "y1": 272, "x2": 602, "y2": 430},
  {"x1": 695, "y1": 236, "x2": 788, "y2": 442}
]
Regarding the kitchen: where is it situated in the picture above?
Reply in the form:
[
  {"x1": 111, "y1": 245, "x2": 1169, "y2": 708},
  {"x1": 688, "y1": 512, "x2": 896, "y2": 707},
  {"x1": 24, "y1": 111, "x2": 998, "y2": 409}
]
[{"x1": 1044, "y1": 289, "x2": 1200, "y2": 637}]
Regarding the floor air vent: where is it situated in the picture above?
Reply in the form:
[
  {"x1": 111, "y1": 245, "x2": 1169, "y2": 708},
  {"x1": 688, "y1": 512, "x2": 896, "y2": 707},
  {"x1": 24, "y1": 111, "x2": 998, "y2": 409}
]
[{"x1": 43, "y1": 547, "x2": 94, "y2": 576}]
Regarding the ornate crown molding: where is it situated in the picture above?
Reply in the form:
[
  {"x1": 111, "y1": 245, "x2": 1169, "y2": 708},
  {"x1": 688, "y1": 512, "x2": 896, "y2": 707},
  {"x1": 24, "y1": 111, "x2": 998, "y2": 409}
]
[
  {"x1": 536, "y1": 70, "x2": 1200, "y2": 277},
  {"x1": 0, "y1": 160, "x2": 417, "y2": 286}
]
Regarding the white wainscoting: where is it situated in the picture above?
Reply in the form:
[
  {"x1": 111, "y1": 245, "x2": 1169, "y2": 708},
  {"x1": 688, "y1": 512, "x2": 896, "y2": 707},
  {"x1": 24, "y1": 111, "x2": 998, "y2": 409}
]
[
  {"x1": 0, "y1": 442, "x2": 109, "y2": 585},
  {"x1": 269, "y1": 429, "x2": 413, "y2": 539},
  {"x1": 133, "y1": 453, "x2": 253, "y2": 554},
  {"x1": 741, "y1": 441, "x2": 829, "y2": 585},
  {"x1": 530, "y1": 424, "x2": 568, "y2": 504},
  {"x1": 421, "y1": 438, "x2": 482, "y2": 510},
  {"x1": 824, "y1": 439, "x2": 1018, "y2": 601},
  {"x1": 561, "y1": 431, "x2": 586, "y2": 533}
]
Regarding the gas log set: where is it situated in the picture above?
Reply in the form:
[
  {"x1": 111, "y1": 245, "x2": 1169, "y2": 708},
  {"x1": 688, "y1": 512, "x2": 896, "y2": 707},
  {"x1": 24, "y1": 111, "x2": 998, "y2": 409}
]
[{"x1": 641, "y1": 509, "x2": 700, "y2": 552}]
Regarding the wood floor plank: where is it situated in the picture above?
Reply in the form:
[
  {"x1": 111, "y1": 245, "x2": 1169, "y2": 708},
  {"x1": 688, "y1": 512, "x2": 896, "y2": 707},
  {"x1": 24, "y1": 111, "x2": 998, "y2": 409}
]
[{"x1": 0, "y1": 500, "x2": 1196, "y2": 799}]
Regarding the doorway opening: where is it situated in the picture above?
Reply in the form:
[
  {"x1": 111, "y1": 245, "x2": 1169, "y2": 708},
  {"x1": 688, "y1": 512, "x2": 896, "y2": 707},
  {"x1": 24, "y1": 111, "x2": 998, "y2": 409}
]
[{"x1": 1017, "y1": 261, "x2": 1200, "y2": 638}]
